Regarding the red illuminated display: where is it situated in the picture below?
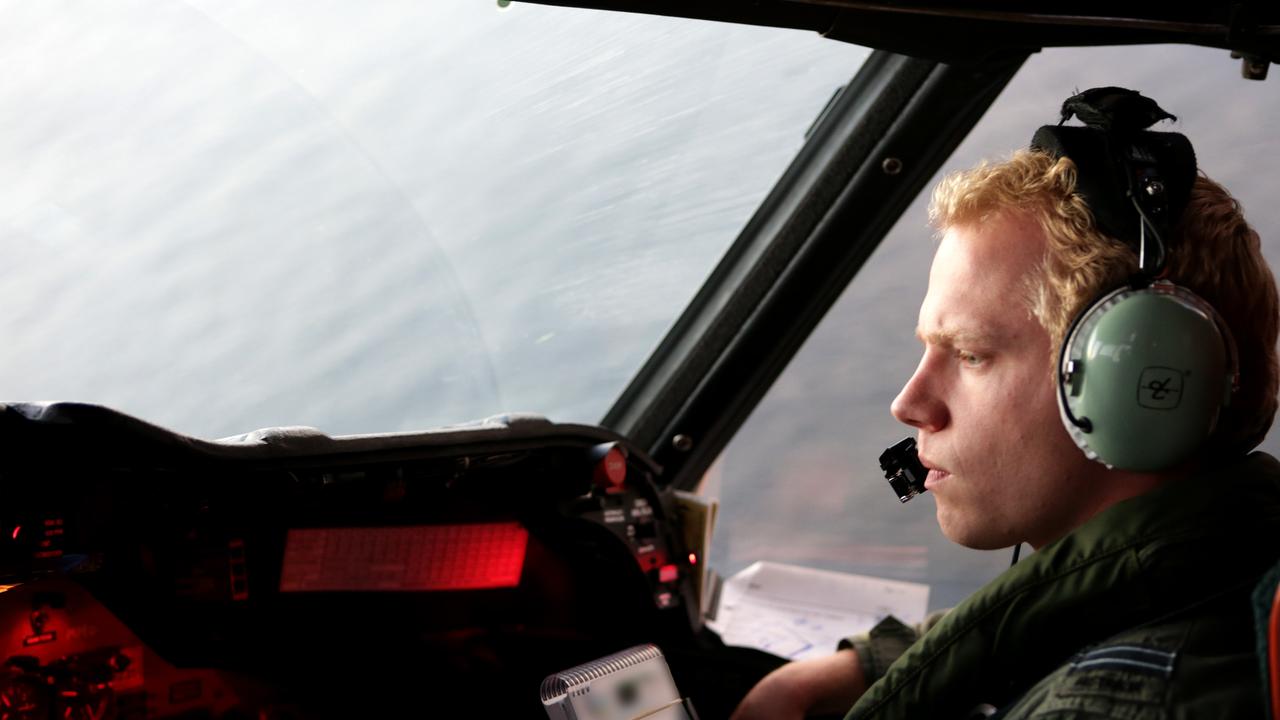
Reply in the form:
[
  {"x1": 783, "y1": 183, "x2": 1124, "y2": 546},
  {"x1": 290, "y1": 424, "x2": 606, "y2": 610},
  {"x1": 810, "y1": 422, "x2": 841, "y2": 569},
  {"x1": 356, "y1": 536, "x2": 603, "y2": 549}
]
[{"x1": 279, "y1": 523, "x2": 529, "y2": 592}]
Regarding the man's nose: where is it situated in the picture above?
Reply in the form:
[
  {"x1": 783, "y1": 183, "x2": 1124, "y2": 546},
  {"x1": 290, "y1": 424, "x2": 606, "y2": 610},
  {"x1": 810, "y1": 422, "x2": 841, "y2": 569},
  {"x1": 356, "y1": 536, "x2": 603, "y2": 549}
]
[{"x1": 891, "y1": 354, "x2": 947, "y2": 432}]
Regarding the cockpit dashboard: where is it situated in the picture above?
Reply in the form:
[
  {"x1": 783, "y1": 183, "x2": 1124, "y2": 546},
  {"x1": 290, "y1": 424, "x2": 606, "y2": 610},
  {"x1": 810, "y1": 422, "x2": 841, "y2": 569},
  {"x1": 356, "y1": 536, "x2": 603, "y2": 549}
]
[{"x1": 0, "y1": 403, "x2": 727, "y2": 718}]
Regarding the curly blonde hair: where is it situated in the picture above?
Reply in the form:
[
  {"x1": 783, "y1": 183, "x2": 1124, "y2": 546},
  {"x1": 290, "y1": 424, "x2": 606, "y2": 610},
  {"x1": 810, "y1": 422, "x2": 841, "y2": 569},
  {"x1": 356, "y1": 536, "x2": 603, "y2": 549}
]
[{"x1": 929, "y1": 149, "x2": 1279, "y2": 455}]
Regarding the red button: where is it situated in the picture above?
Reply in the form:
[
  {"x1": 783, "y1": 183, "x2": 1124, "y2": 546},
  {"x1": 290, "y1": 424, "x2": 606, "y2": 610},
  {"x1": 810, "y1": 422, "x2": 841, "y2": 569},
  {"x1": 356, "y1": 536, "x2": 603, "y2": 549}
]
[
  {"x1": 658, "y1": 564, "x2": 678, "y2": 584},
  {"x1": 594, "y1": 446, "x2": 628, "y2": 488}
]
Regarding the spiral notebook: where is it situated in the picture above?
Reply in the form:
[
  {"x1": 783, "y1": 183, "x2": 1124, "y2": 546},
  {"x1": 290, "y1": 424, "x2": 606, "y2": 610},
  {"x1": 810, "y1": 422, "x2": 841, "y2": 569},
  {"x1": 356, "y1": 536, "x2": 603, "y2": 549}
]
[{"x1": 540, "y1": 644, "x2": 696, "y2": 720}]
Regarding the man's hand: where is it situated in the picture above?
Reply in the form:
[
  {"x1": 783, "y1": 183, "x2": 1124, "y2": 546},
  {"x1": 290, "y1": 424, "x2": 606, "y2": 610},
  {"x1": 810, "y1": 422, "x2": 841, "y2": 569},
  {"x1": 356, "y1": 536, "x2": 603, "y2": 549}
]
[{"x1": 729, "y1": 649, "x2": 868, "y2": 720}]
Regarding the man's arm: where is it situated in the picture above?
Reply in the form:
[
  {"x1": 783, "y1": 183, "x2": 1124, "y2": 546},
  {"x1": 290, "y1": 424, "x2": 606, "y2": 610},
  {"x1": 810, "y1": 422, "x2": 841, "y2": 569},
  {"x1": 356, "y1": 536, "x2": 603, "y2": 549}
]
[
  {"x1": 729, "y1": 612, "x2": 948, "y2": 720},
  {"x1": 729, "y1": 648, "x2": 867, "y2": 720}
]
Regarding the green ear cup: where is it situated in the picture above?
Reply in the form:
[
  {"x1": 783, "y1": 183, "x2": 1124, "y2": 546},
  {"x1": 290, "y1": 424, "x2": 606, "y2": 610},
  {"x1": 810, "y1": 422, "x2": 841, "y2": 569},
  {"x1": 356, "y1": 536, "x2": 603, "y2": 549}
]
[{"x1": 1058, "y1": 281, "x2": 1234, "y2": 471}]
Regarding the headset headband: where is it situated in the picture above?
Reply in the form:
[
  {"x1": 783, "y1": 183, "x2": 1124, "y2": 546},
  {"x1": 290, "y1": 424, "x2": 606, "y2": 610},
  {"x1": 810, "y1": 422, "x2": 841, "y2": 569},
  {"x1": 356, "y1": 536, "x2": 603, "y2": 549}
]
[{"x1": 1030, "y1": 87, "x2": 1197, "y2": 278}]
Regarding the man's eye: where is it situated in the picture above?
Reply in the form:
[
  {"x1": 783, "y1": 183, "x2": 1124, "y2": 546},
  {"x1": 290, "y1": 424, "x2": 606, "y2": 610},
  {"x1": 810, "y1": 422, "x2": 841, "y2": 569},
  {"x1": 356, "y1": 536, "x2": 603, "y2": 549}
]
[{"x1": 957, "y1": 350, "x2": 984, "y2": 367}]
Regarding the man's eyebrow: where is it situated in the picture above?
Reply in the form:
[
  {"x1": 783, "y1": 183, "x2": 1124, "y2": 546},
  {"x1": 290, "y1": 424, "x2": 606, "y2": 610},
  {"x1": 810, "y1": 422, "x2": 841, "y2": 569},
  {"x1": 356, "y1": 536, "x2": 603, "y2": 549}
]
[{"x1": 916, "y1": 327, "x2": 1001, "y2": 348}]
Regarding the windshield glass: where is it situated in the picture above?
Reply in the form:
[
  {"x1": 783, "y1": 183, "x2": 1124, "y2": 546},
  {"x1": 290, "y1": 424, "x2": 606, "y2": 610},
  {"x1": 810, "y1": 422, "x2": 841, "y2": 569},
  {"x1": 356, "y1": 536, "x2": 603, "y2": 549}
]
[{"x1": 0, "y1": 1, "x2": 869, "y2": 438}]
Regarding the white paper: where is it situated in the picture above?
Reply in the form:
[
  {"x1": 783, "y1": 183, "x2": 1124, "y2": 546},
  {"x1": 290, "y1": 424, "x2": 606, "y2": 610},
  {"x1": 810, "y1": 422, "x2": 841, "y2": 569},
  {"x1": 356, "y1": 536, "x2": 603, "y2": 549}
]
[{"x1": 707, "y1": 561, "x2": 929, "y2": 661}]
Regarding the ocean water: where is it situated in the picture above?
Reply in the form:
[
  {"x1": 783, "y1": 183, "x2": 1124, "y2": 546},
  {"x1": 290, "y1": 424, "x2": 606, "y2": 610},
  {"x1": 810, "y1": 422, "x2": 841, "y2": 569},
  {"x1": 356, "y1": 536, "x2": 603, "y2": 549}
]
[{"x1": 0, "y1": 0, "x2": 868, "y2": 438}]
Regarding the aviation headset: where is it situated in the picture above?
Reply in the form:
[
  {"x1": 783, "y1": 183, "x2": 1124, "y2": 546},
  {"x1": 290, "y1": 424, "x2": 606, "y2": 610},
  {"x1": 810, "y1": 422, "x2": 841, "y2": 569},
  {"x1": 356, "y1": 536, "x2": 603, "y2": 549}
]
[
  {"x1": 1033, "y1": 87, "x2": 1239, "y2": 472},
  {"x1": 881, "y1": 87, "x2": 1241, "y2": 504}
]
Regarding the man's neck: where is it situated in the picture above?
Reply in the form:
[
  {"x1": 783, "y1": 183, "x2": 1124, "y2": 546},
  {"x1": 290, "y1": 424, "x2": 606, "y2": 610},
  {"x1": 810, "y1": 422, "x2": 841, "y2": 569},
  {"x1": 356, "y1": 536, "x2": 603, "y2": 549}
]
[{"x1": 1026, "y1": 465, "x2": 1190, "y2": 550}]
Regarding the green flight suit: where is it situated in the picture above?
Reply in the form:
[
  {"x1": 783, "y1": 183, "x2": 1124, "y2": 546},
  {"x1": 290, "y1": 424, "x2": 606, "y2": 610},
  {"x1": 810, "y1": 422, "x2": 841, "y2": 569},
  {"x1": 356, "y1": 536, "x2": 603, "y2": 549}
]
[{"x1": 845, "y1": 452, "x2": 1280, "y2": 719}]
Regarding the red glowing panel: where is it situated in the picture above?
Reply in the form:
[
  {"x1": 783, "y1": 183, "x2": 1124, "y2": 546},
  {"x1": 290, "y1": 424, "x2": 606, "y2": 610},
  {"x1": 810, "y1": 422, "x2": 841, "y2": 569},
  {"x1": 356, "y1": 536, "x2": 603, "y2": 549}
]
[
  {"x1": 658, "y1": 564, "x2": 679, "y2": 583},
  {"x1": 279, "y1": 523, "x2": 528, "y2": 592}
]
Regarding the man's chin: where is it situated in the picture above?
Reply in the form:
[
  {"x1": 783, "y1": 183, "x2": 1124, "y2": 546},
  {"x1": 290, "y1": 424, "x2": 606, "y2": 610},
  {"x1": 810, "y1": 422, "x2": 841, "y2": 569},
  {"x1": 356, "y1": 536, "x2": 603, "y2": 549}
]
[{"x1": 936, "y1": 507, "x2": 1015, "y2": 551}]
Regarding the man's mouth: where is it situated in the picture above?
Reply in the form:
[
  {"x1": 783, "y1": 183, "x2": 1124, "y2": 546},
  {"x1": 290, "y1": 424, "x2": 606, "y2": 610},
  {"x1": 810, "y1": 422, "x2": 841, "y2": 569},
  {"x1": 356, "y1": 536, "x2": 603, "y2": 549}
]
[{"x1": 919, "y1": 455, "x2": 950, "y2": 489}]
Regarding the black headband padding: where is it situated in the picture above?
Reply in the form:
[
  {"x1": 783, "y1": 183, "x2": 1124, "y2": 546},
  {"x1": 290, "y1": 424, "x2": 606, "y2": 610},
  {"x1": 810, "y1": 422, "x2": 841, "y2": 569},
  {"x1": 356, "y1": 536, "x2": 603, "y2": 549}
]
[{"x1": 1031, "y1": 125, "x2": 1197, "y2": 252}]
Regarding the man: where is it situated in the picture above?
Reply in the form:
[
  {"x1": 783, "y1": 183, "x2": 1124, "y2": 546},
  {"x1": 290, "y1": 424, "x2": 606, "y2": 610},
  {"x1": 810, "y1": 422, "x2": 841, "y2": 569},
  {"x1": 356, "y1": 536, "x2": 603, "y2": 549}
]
[{"x1": 731, "y1": 92, "x2": 1280, "y2": 718}]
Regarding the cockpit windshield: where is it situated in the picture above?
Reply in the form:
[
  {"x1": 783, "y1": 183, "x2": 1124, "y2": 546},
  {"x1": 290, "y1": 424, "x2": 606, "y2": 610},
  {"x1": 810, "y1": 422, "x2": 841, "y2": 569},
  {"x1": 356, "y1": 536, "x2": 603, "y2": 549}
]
[{"x1": 0, "y1": 1, "x2": 869, "y2": 438}]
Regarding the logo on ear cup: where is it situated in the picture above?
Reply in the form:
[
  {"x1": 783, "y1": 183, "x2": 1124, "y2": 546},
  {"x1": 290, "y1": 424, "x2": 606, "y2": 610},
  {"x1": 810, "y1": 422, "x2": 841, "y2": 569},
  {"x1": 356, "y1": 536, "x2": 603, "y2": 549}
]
[{"x1": 1137, "y1": 366, "x2": 1183, "y2": 409}]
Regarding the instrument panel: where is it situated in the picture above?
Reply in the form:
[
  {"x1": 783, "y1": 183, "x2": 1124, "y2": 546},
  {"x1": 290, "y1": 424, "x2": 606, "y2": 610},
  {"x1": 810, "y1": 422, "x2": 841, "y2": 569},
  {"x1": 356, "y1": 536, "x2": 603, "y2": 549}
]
[{"x1": 0, "y1": 403, "x2": 701, "y2": 718}]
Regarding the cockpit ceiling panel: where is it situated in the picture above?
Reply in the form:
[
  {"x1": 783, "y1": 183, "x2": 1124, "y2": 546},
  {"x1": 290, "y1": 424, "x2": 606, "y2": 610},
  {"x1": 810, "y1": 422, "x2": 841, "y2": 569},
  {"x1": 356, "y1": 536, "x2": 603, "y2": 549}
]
[{"x1": 515, "y1": 1, "x2": 1280, "y2": 63}]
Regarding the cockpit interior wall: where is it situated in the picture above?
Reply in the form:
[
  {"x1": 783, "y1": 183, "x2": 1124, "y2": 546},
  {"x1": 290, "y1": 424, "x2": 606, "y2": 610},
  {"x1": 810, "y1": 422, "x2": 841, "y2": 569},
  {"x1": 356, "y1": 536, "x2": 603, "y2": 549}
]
[
  {"x1": 514, "y1": 2, "x2": 1280, "y2": 65},
  {"x1": 0, "y1": 403, "x2": 777, "y2": 718}
]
